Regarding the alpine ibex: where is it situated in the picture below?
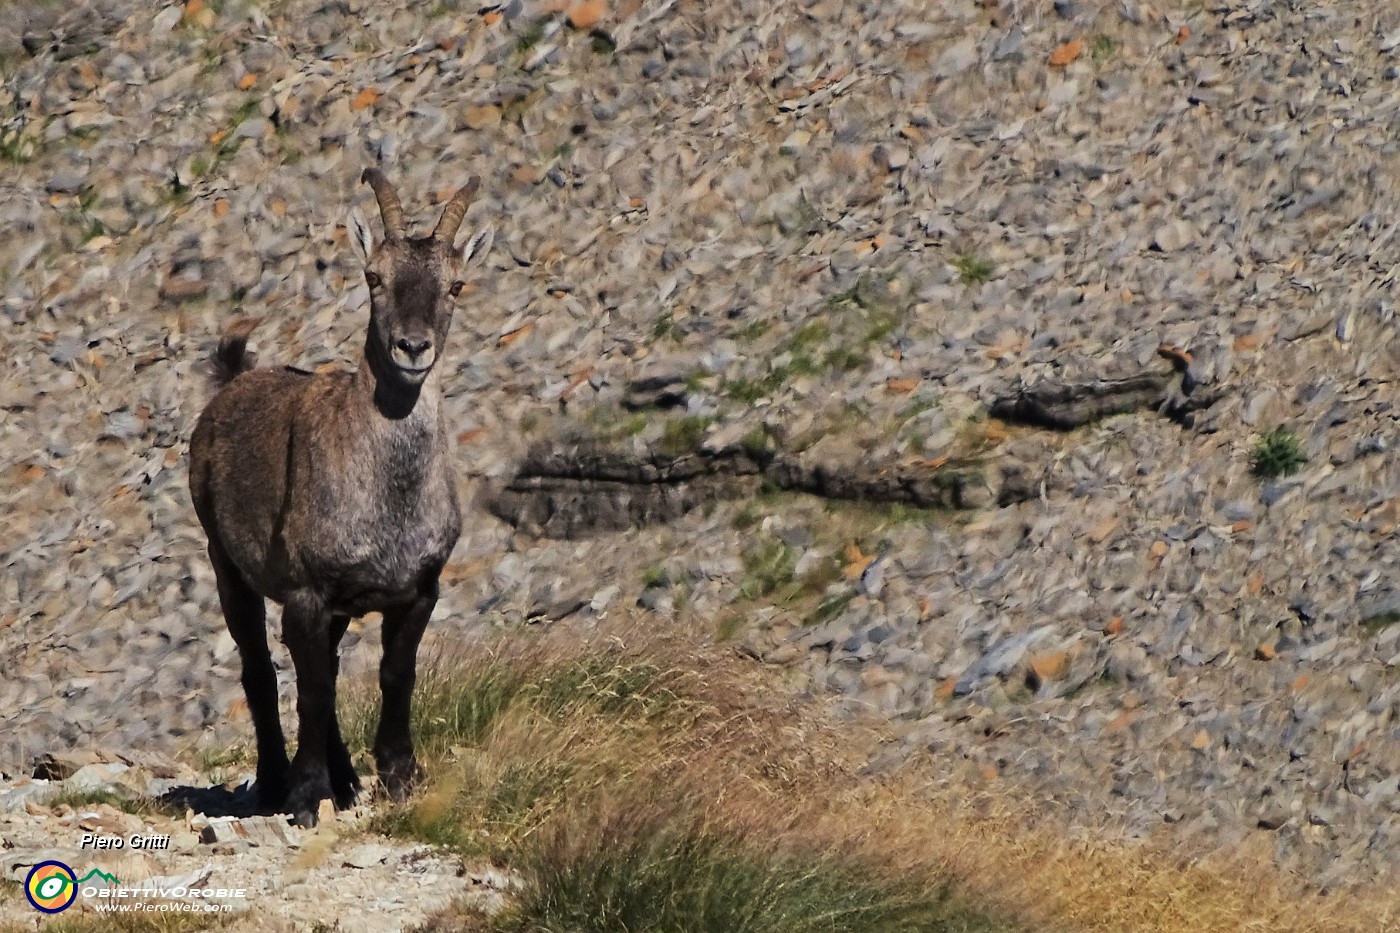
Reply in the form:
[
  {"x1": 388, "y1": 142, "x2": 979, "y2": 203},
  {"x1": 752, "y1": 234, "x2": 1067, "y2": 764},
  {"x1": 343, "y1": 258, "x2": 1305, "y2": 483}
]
[{"x1": 188, "y1": 169, "x2": 488, "y2": 826}]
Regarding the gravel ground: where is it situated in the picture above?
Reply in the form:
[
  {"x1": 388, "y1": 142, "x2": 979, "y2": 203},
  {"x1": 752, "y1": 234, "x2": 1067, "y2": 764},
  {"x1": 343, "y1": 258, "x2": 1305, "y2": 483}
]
[
  {"x1": 4, "y1": 0, "x2": 1400, "y2": 893},
  {"x1": 0, "y1": 753, "x2": 504, "y2": 930}
]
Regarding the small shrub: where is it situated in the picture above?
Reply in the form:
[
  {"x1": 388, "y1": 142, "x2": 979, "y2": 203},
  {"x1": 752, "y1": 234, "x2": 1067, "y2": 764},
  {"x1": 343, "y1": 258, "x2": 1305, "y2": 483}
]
[{"x1": 1251, "y1": 427, "x2": 1306, "y2": 478}]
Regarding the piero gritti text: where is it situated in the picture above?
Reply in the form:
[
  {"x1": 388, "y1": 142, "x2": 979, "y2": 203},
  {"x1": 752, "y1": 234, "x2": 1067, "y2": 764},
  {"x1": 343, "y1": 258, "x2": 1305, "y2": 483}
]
[{"x1": 79, "y1": 832, "x2": 171, "y2": 850}]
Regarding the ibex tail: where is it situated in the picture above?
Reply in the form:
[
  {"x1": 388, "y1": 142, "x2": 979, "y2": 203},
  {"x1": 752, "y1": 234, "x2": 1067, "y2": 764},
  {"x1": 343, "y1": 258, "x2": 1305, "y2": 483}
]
[{"x1": 209, "y1": 316, "x2": 262, "y2": 388}]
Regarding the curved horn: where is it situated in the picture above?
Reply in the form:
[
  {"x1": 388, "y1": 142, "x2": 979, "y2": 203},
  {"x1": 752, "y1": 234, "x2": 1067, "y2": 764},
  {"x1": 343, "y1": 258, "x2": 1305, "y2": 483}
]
[
  {"x1": 361, "y1": 168, "x2": 405, "y2": 240},
  {"x1": 432, "y1": 176, "x2": 480, "y2": 244}
]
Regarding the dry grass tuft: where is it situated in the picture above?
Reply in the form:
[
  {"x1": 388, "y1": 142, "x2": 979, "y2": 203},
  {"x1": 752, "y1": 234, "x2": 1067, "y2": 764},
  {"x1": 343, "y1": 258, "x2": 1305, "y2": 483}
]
[
  {"x1": 345, "y1": 633, "x2": 1010, "y2": 932},
  {"x1": 338, "y1": 625, "x2": 1399, "y2": 933}
]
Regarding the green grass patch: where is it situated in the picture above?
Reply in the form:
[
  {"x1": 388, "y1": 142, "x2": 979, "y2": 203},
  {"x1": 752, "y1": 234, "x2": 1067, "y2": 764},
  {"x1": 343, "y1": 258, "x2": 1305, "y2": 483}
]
[
  {"x1": 0, "y1": 126, "x2": 39, "y2": 164},
  {"x1": 196, "y1": 741, "x2": 251, "y2": 773},
  {"x1": 790, "y1": 320, "x2": 831, "y2": 351},
  {"x1": 47, "y1": 787, "x2": 149, "y2": 816},
  {"x1": 490, "y1": 813, "x2": 999, "y2": 933},
  {"x1": 590, "y1": 31, "x2": 618, "y2": 56},
  {"x1": 515, "y1": 19, "x2": 547, "y2": 53},
  {"x1": 864, "y1": 311, "x2": 900, "y2": 345},
  {"x1": 1251, "y1": 427, "x2": 1306, "y2": 478},
  {"x1": 1361, "y1": 609, "x2": 1400, "y2": 635},
  {"x1": 658, "y1": 415, "x2": 714, "y2": 455},
  {"x1": 807, "y1": 590, "x2": 856, "y2": 626},
  {"x1": 741, "y1": 428, "x2": 771, "y2": 461},
  {"x1": 731, "y1": 501, "x2": 763, "y2": 531},
  {"x1": 740, "y1": 538, "x2": 796, "y2": 599},
  {"x1": 652, "y1": 313, "x2": 678, "y2": 341},
  {"x1": 725, "y1": 353, "x2": 818, "y2": 403},
  {"x1": 823, "y1": 345, "x2": 868, "y2": 372},
  {"x1": 736, "y1": 318, "x2": 770, "y2": 342},
  {"x1": 954, "y1": 254, "x2": 996, "y2": 285},
  {"x1": 727, "y1": 280, "x2": 904, "y2": 404},
  {"x1": 1090, "y1": 34, "x2": 1118, "y2": 63},
  {"x1": 726, "y1": 375, "x2": 776, "y2": 404}
]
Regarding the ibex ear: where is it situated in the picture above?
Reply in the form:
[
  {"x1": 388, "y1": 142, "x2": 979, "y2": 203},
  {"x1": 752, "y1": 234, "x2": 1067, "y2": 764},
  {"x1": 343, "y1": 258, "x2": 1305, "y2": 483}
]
[
  {"x1": 460, "y1": 224, "x2": 494, "y2": 267},
  {"x1": 348, "y1": 208, "x2": 375, "y2": 265}
]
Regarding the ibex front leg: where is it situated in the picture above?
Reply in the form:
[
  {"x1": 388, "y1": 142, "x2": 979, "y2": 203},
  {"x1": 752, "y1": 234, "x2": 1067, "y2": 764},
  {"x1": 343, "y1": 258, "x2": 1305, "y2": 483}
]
[
  {"x1": 375, "y1": 581, "x2": 438, "y2": 800},
  {"x1": 208, "y1": 542, "x2": 289, "y2": 812},
  {"x1": 282, "y1": 591, "x2": 337, "y2": 827}
]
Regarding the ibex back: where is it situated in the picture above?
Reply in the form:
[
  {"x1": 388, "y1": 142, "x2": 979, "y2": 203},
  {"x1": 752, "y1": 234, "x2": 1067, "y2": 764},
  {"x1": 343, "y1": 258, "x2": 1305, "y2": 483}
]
[{"x1": 188, "y1": 169, "x2": 488, "y2": 827}]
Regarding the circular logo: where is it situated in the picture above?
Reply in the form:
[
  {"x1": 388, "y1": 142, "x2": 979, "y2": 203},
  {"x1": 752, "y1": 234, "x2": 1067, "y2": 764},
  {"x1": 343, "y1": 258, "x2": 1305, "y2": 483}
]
[{"x1": 25, "y1": 860, "x2": 78, "y2": 913}]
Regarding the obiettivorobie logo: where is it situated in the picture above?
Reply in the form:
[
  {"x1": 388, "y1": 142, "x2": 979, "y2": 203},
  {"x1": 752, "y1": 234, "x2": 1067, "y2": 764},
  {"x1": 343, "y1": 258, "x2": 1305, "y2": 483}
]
[
  {"x1": 24, "y1": 861, "x2": 120, "y2": 913},
  {"x1": 24, "y1": 860, "x2": 245, "y2": 915}
]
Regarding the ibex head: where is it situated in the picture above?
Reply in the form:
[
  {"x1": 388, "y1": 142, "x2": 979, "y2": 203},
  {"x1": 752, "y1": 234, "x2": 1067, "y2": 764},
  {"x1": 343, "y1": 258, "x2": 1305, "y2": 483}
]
[{"x1": 349, "y1": 169, "x2": 489, "y2": 388}]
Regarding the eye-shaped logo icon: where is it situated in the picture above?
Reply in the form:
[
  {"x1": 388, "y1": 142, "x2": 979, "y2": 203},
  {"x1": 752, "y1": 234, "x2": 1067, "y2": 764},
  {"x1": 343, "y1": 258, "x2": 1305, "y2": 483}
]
[{"x1": 25, "y1": 860, "x2": 78, "y2": 913}]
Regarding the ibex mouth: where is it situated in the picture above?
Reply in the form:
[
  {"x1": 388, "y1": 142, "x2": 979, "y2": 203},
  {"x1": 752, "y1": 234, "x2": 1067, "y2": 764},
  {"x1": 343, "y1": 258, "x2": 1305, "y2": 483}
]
[{"x1": 393, "y1": 364, "x2": 433, "y2": 384}]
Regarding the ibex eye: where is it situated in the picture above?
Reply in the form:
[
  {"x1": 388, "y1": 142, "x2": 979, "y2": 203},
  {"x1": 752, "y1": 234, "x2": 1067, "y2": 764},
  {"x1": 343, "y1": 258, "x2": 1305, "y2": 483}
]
[
  {"x1": 448, "y1": 281, "x2": 465, "y2": 297},
  {"x1": 365, "y1": 271, "x2": 381, "y2": 288}
]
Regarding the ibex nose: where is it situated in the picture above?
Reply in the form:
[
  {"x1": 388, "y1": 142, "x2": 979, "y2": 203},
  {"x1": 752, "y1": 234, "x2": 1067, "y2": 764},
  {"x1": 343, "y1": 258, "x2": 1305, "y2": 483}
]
[{"x1": 395, "y1": 336, "x2": 433, "y2": 359}]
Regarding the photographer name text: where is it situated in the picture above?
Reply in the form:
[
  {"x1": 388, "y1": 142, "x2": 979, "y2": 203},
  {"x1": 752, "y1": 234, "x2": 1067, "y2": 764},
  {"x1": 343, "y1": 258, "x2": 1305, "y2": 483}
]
[{"x1": 79, "y1": 832, "x2": 171, "y2": 850}]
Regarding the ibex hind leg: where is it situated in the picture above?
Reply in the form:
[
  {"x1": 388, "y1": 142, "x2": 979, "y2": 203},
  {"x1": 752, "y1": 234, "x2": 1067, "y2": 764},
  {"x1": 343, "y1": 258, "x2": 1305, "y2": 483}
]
[
  {"x1": 282, "y1": 591, "x2": 338, "y2": 827},
  {"x1": 208, "y1": 542, "x2": 290, "y2": 814},
  {"x1": 327, "y1": 613, "x2": 363, "y2": 810},
  {"x1": 375, "y1": 585, "x2": 437, "y2": 801}
]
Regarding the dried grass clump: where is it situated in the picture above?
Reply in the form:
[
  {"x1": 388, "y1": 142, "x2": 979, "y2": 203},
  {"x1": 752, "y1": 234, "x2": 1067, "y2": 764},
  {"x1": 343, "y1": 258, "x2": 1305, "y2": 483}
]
[{"x1": 341, "y1": 624, "x2": 1400, "y2": 933}]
